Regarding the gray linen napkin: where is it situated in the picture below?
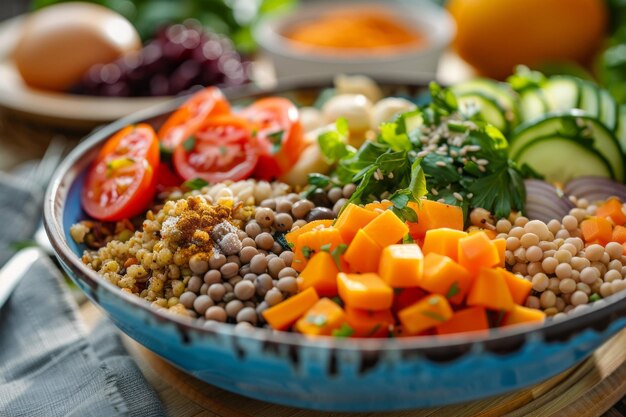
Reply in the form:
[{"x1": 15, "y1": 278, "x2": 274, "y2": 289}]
[{"x1": 0, "y1": 172, "x2": 165, "y2": 417}]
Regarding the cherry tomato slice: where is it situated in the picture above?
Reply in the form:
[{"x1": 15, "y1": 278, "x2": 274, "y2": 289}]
[
  {"x1": 173, "y1": 115, "x2": 259, "y2": 183},
  {"x1": 158, "y1": 87, "x2": 231, "y2": 150},
  {"x1": 155, "y1": 163, "x2": 183, "y2": 191},
  {"x1": 240, "y1": 97, "x2": 306, "y2": 178},
  {"x1": 82, "y1": 124, "x2": 159, "y2": 221}
]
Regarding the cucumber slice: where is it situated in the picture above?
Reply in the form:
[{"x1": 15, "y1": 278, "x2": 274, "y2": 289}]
[
  {"x1": 515, "y1": 136, "x2": 613, "y2": 184},
  {"x1": 599, "y1": 89, "x2": 618, "y2": 131},
  {"x1": 451, "y1": 78, "x2": 517, "y2": 120},
  {"x1": 576, "y1": 79, "x2": 601, "y2": 118},
  {"x1": 542, "y1": 76, "x2": 581, "y2": 113},
  {"x1": 520, "y1": 89, "x2": 548, "y2": 122},
  {"x1": 457, "y1": 92, "x2": 508, "y2": 133},
  {"x1": 510, "y1": 110, "x2": 624, "y2": 181}
]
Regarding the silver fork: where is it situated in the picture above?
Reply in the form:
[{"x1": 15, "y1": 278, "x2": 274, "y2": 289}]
[{"x1": 0, "y1": 137, "x2": 68, "y2": 309}]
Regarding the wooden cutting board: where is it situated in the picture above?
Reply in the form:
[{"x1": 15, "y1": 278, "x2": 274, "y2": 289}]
[{"x1": 80, "y1": 302, "x2": 626, "y2": 417}]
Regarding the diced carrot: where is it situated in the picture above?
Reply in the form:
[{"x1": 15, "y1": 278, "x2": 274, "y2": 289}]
[
  {"x1": 581, "y1": 216, "x2": 613, "y2": 245},
  {"x1": 345, "y1": 306, "x2": 394, "y2": 337},
  {"x1": 362, "y1": 209, "x2": 409, "y2": 248},
  {"x1": 422, "y1": 228, "x2": 468, "y2": 261},
  {"x1": 299, "y1": 252, "x2": 340, "y2": 297},
  {"x1": 597, "y1": 198, "x2": 626, "y2": 226},
  {"x1": 436, "y1": 307, "x2": 489, "y2": 335},
  {"x1": 334, "y1": 203, "x2": 379, "y2": 243},
  {"x1": 502, "y1": 305, "x2": 546, "y2": 327},
  {"x1": 457, "y1": 231, "x2": 501, "y2": 274},
  {"x1": 263, "y1": 287, "x2": 320, "y2": 330},
  {"x1": 398, "y1": 294, "x2": 453, "y2": 335},
  {"x1": 406, "y1": 200, "x2": 464, "y2": 239},
  {"x1": 344, "y1": 229, "x2": 382, "y2": 273},
  {"x1": 378, "y1": 244, "x2": 423, "y2": 288},
  {"x1": 392, "y1": 287, "x2": 428, "y2": 315},
  {"x1": 420, "y1": 252, "x2": 473, "y2": 305},
  {"x1": 466, "y1": 268, "x2": 515, "y2": 312},
  {"x1": 295, "y1": 298, "x2": 346, "y2": 336},
  {"x1": 493, "y1": 238, "x2": 506, "y2": 267},
  {"x1": 499, "y1": 268, "x2": 532, "y2": 305},
  {"x1": 337, "y1": 272, "x2": 393, "y2": 310},
  {"x1": 469, "y1": 227, "x2": 497, "y2": 240},
  {"x1": 285, "y1": 219, "x2": 333, "y2": 246},
  {"x1": 612, "y1": 225, "x2": 626, "y2": 244}
]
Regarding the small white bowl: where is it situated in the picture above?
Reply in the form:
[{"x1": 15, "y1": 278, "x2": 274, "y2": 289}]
[{"x1": 255, "y1": 0, "x2": 455, "y2": 80}]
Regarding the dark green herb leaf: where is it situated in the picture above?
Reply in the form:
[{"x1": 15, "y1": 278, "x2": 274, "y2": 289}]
[
  {"x1": 331, "y1": 323, "x2": 354, "y2": 338},
  {"x1": 421, "y1": 310, "x2": 447, "y2": 322},
  {"x1": 182, "y1": 136, "x2": 196, "y2": 152},
  {"x1": 402, "y1": 234, "x2": 415, "y2": 244},
  {"x1": 9, "y1": 240, "x2": 37, "y2": 251},
  {"x1": 320, "y1": 243, "x2": 332, "y2": 253},
  {"x1": 446, "y1": 281, "x2": 460, "y2": 299},
  {"x1": 267, "y1": 130, "x2": 285, "y2": 153},
  {"x1": 301, "y1": 246, "x2": 313, "y2": 259},
  {"x1": 330, "y1": 243, "x2": 348, "y2": 269},
  {"x1": 183, "y1": 178, "x2": 209, "y2": 190},
  {"x1": 307, "y1": 173, "x2": 331, "y2": 188},
  {"x1": 376, "y1": 151, "x2": 408, "y2": 172},
  {"x1": 366, "y1": 323, "x2": 382, "y2": 337},
  {"x1": 331, "y1": 296, "x2": 344, "y2": 307},
  {"x1": 380, "y1": 123, "x2": 411, "y2": 151}
]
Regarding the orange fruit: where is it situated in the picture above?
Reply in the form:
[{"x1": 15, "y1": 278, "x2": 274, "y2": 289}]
[{"x1": 448, "y1": 0, "x2": 608, "y2": 79}]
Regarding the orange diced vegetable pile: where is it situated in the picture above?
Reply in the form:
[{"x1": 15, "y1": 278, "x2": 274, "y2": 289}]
[{"x1": 263, "y1": 201, "x2": 546, "y2": 338}]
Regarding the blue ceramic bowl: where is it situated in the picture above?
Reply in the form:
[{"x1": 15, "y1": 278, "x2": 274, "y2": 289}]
[{"x1": 44, "y1": 78, "x2": 626, "y2": 412}]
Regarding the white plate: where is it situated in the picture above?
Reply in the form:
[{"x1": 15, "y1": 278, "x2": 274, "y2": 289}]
[{"x1": 0, "y1": 16, "x2": 171, "y2": 126}]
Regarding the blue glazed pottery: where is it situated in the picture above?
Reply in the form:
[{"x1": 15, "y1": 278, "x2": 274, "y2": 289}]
[{"x1": 44, "y1": 79, "x2": 626, "y2": 412}]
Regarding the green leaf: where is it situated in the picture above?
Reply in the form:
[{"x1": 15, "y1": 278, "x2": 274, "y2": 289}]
[
  {"x1": 376, "y1": 151, "x2": 408, "y2": 172},
  {"x1": 390, "y1": 191, "x2": 410, "y2": 209},
  {"x1": 422, "y1": 153, "x2": 461, "y2": 185},
  {"x1": 182, "y1": 136, "x2": 196, "y2": 152},
  {"x1": 336, "y1": 116, "x2": 349, "y2": 137},
  {"x1": 331, "y1": 323, "x2": 354, "y2": 338},
  {"x1": 267, "y1": 130, "x2": 285, "y2": 153},
  {"x1": 380, "y1": 123, "x2": 411, "y2": 151},
  {"x1": 506, "y1": 65, "x2": 547, "y2": 92},
  {"x1": 446, "y1": 282, "x2": 460, "y2": 299},
  {"x1": 318, "y1": 130, "x2": 354, "y2": 163},
  {"x1": 391, "y1": 205, "x2": 418, "y2": 223},
  {"x1": 408, "y1": 158, "x2": 427, "y2": 200},
  {"x1": 330, "y1": 244, "x2": 348, "y2": 270},
  {"x1": 403, "y1": 233, "x2": 415, "y2": 244},
  {"x1": 10, "y1": 240, "x2": 37, "y2": 251},
  {"x1": 301, "y1": 246, "x2": 313, "y2": 259},
  {"x1": 320, "y1": 243, "x2": 332, "y2": 253},
  {"x1": 421, "y1": 310, "x2": 447, "y2": 322},
  {"x1": 183, "y1": 178, "x2": 209, "y2": 190},
  {"x1": 307, "y1": 173, "x2": 331, "y2": 188}
]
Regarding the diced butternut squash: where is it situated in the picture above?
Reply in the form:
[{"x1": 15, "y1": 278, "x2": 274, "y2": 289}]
[
  {"x1": 612, "y1": 225, "x2": 626, "y2": 244},
  {"x1": 364, "y1": 201, "x2": 392, "y2": 212},
  {"x1": 344, "y1": 229, "x2": 382, "y2": 273},
  {"x1": 469, "y1": 228, "x2": 497, "y2": 240},
  {"x1": 457, "y1": 231, "x2": 500, "y2": 274},
  {"x1": 436, "y1": 307, "x2": 489, "y2": 335},
  {"x1": 334, "y1": 203, "x2": 379, "y2": 243},
  {"x1": 345, "y1": 306, "x2": 394, "y2": 337},
  {"x1": 295, "y1": 298, "x2": 346, "y2": 336},
  {"x1": 493, "y1": 238, "x2": 506, "y2": 267},
  {"x1": 285, "y1": 219, "x2": 333, "y2": 246},
  {"x1": 422, "y1": 228, "x2": 468, "y2": 261},
  {"x1": 362, "y1": 209, "x2": 409, "y2": 248},
  {"x1": 420, "y1": 253, "x2": 473, "y2": 305},
  {"x1": 378, "y1": 244, "x2": 423, "y2": 288},
  {"x1": 263, "y1": 287, "x2": 320, "y2": 330},
  {"x1": 581, "y1": 216, "x2": 613, "y2": 245},
  {"x1": 293, "y1": 227, "x2": 346, "y2": 272},
  {"x1": 597, "y1": 198, "x2": 626, "y2": 226},
  {"x1": 398, "y1": 294, "x2": 453, "y2": 335},
  {"x1": 392, "y1": 287, "x2": 428, "y2": 315},
  {"x1": 467, "y1": 268, "x2": 515, "y2": 312},
  {"x1": 502, "y1": 305, "x2": 546, "y2": 327},
  {"x1": 500, "y1": 268, "x2": 532, "y2": 305},
  {"x1": 337, "y1": 272, "x2": 393, "y2": 310},
  {"x1": 299, "y1": 252, "x2": 339, "y2": 297},
  {"x1": 298, "y1": 227, "x2": 345, "y2": 254},
  {"x1": 406, "y1": 200, "x2": 464, "y2": 239}
]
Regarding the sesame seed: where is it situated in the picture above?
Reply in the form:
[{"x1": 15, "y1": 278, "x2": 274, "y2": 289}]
[
  {"x1": 476, "y1": 159, "x2": 489, "y2": 166},
  {"x1": 467, "y1": 145, "x2": 481, "y2": 152},
  {"x1": 417, "y1": 150, "x2": 429, "y2": 158},
  {"x1": 388, "y1": 172, "x2": 394, "y2": 179},
  {"x1": 478, "y1": 165, "x2": 487, "y2": 173},
  {"x1": 467, "y1": 193, "x2": 473, "y2": 199},
  {"x1": 437, "y1": 198, "x2": 446, "y2": 203},
  {"x1": 436, "y1": 161, "x2": 447, "y2": 167},
  {"x1": 431, "y1": 188, "x2": 439, "y2": 196},
  {"x1": 453, "y1": 192, "x2": 464, "y2": 201},
  {"x1": 450, "y1": 150, "x2": 458, "y2": 158}
]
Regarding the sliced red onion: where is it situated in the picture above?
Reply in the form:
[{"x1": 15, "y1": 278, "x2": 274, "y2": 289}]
[
  {"x1": 524, "y1": 179, "x2": 575, "y2": 223},
  {"x1": 563, "y1": 176, "x2": 626, "y2": 203}
]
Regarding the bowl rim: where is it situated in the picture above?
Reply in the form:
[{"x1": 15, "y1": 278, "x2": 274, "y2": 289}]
[
  {"x1": 44, "y1": 75, "x2": 626, "y2": 353},
  {"x1": 254, "y1": 0, "x2": 456, "y2": 63}
]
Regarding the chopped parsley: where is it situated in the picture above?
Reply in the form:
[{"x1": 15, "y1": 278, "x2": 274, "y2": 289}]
[
  {"x1": 331, "y1": 323, "x2": 354, "y2": 338},
  {"x1": 183, "y1": 178, "x2": 209, "y2": 190}
]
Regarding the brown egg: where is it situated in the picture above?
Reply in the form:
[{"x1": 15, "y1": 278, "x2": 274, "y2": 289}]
[{"x1": 12, "y1": 2, "x2": 141, "y2": 91}]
